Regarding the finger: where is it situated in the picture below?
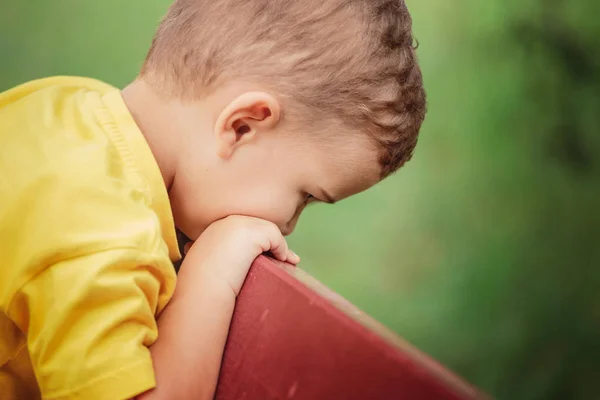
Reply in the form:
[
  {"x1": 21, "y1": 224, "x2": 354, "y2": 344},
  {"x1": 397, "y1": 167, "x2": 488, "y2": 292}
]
[
  {"x1": 269, "y1": 235, "x2": 289, "y2": 263},
  {"x1": 261, "y1": 223, "x2": 289, "y2": 262},
  {"x1": 184, "y1": 242, "x2": 193, "y2": 254},
  {"x1": 286, "y1": 250, "x2": 300, "y2": 265}
]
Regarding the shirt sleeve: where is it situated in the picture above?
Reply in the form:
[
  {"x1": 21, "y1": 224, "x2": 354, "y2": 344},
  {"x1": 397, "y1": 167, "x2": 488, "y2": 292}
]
[{"x1": 3, "y1": 176, "x2": 177, "y2": 400}]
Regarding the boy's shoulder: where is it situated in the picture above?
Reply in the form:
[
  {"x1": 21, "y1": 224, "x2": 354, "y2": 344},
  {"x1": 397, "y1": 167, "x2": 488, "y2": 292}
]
[
  {"x1": 0, "y1": 75, "x2": 181, "y2": 263},
  {"x1": 0, "y1": 76, "x2": 121, "y2": 184},
  {"x1": 0, "y1": 76, "x2": 114, "y2": 105}
]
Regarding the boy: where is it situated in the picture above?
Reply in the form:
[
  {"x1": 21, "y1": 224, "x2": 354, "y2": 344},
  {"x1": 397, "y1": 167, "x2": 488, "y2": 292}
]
[{"x1": 0, "y1": 0, "x2": 425, "y2": 399}]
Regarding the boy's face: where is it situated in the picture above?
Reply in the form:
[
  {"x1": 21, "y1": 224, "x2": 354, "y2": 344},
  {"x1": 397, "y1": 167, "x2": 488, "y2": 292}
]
[{"x1": 168, "y1": 91, "x2": 382, "y2": 241}]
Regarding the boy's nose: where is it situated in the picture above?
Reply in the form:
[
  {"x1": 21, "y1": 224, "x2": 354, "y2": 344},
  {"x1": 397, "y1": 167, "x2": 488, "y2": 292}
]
[
  {"x1": 280, "y1": 226, "x2": 293, "y2": 237},
  {"x1": 281, "y1": 216, "x2": 299, "y2": 236}
]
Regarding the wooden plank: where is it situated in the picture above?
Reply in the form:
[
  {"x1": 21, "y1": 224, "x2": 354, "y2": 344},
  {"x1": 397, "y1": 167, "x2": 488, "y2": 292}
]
[{"x1": 215, "y1": 256, "x2": 488, "y2": 400}]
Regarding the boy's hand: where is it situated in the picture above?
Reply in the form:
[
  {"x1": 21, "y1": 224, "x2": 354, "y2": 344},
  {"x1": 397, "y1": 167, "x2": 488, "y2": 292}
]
[
  {"x1": 140, "y1": 216, "x2": 299, "y2": 400},
  {"x1": 178, "y1": 215, "x2": 300, "y2": 296}
]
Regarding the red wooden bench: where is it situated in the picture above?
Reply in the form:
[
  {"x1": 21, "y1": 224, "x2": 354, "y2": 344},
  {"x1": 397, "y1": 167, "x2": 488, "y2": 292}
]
[{"x1": 215, "y1": 256, "x2": 488, "y2": 400}]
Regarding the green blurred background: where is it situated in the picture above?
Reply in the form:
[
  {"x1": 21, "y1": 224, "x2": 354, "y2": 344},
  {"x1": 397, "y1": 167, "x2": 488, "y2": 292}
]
[{"x1": 1, "y1": 1, "x2": 599, "y2": 399}]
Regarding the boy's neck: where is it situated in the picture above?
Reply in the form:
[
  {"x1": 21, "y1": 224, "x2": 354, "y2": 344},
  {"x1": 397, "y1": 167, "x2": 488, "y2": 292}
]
[{"x1": 121, "y1": 80, "x2": 178, "y2": 192}]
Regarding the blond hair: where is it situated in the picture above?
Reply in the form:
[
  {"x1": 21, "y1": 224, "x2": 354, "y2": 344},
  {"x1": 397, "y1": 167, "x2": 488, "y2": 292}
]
[{"x1": 141, "y1": 0, "x2": 426, "y2": 176}]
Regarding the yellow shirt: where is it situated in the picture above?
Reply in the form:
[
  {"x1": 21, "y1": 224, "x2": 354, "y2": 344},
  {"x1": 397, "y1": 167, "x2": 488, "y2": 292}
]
[{"x1": 0, "y1": 77, "x2": 180, "y2": 399}]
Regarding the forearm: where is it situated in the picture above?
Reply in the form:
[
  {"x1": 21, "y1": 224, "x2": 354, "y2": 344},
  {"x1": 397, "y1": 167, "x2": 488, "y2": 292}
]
[{"x1": 138, "y1": 265, "x2": 236, "y2": 400}]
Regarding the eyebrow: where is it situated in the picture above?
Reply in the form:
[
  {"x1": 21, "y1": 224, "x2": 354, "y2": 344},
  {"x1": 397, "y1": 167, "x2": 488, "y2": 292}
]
[{"x1": 317, "y1": 186, "x2": 337, "y2": 204}]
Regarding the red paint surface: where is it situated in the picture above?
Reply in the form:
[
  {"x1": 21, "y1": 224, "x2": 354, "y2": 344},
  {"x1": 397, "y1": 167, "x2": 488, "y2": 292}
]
[{"x1": 215, "y1": 256, "x2": 482, "y2": 400}]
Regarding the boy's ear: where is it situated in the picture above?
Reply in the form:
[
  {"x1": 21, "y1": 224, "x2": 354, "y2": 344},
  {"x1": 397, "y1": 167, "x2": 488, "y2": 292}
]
[{"x1": 214, "y1": 92, "x2": 281, "y2": 159}]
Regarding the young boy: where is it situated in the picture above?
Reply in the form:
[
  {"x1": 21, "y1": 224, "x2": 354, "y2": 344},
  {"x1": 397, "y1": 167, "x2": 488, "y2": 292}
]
[{"x1": 0, "y1": 0, "x2": 425, "y2": 399}]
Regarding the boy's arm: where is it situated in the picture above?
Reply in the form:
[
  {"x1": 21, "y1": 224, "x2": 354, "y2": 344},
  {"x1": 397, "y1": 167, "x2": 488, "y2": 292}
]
[
  {"x1": 136, "y1": 216, "x2": 299, "y2": 400},
  {"x1": 137, "y1": 271, "x2": 235, "y2": 400},
  {"x1": 1, "y1": 177, "x2": 179, "y2": 400},
  {"x1": 7, "y1": 247, "x2": 173, "y2": 400}
]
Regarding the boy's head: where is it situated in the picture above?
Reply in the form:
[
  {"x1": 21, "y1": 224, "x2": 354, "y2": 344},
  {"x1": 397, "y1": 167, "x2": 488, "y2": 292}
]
[{"x1": 130, "y1": 0, "x2": 426, "y2": 240}]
